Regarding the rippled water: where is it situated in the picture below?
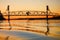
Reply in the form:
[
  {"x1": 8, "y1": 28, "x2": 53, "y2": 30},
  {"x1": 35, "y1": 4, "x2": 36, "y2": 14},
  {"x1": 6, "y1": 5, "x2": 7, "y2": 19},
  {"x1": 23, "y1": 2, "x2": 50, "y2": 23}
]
[{"x1": 0, "y1": 19, "x2": 60, "y2": 40}]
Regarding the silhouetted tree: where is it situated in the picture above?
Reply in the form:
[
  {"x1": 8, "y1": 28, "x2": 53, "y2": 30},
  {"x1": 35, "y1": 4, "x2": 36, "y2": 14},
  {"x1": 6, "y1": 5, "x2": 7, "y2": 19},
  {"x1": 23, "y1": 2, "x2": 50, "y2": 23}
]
[{"x1": 0, "y1": 10, "x2": 5, "y2": 20}]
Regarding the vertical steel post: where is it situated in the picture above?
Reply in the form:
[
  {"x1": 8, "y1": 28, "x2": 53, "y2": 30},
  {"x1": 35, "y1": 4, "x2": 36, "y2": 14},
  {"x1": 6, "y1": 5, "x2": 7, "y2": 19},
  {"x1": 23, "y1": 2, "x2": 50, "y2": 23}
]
[
  {"x1": 7, "y1": 5, "x2": 10, "y2": 21},
  {"x1": 7, "y1": 5, "x2": 11, "y2": 30},
  {"x1": 45, "y1": 5, "x2": 49, "y2": 35}
]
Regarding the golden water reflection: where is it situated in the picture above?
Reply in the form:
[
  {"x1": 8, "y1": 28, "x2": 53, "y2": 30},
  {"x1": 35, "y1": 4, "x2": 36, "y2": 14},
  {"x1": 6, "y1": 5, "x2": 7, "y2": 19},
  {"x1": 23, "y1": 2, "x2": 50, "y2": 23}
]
[{"x1": 0, "y1": 20, "x2": 60, "y2": 40}]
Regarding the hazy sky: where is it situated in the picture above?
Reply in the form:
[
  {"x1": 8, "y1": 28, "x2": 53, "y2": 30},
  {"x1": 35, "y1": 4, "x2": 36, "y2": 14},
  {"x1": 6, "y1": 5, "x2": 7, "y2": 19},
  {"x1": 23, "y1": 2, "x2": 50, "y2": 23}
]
[{"x1": 0, "y1": 0, "x2": 60, "y2": 13}]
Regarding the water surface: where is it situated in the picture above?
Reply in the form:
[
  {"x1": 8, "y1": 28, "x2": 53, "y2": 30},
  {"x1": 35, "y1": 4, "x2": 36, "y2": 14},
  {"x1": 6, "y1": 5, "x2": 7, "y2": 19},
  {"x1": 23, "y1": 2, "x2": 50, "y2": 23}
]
[{"x1": 0, "y1": 19, "x2": 60, "y2": 40}]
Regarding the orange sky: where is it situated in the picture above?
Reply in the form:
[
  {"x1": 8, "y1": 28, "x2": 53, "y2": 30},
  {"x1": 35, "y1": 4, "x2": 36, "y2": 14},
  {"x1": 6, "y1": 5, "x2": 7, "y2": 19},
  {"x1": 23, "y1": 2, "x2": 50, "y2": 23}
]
[{"x1": 0, "y1": 0, "x2": 60, "y2": 14}]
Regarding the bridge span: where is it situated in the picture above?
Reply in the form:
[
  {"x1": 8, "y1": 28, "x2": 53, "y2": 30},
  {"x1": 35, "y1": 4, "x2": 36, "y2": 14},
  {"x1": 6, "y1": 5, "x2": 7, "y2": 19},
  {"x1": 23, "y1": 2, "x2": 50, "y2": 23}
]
[
  {"x1": 3, "y1": 11, "x2": 59, "y2": 19},
  {"x1": 4, "y1": 11, "x2": 58, "y2": 16}
]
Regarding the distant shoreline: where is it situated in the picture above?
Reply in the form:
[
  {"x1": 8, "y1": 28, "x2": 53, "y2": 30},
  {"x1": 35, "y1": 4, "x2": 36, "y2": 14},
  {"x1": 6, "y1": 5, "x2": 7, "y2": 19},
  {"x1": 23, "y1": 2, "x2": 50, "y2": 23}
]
[
  {"x1": 3, "y1": 18, "x2": 60, "y2": 20},
  {"x1": 0, "y1": 15, "x2": 59, "y2": 20}
]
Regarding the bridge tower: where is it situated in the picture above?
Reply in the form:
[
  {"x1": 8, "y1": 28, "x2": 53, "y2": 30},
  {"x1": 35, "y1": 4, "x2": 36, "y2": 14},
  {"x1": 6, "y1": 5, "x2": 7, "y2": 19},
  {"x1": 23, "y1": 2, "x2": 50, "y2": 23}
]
[
  {"x1": 7, "y1": 5, "x2": 11, "y2": 30},
  {"x1": 45, "y1": 5, "x2": 50, "y2": 35}
]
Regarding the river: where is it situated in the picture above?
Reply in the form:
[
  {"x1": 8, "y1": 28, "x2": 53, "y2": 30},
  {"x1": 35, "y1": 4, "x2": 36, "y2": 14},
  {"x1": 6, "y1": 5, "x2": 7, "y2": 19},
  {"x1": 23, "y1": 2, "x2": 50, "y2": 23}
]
[{"x1": 0, "y1": 19, "x2": 60, "y2": 40}]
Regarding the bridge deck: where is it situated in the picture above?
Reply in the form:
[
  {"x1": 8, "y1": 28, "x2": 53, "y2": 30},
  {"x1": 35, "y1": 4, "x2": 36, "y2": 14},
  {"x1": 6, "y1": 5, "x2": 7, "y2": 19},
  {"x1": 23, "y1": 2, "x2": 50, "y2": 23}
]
[{"x1": 4, "y1": 16, "x2": 53, "y2": 20}]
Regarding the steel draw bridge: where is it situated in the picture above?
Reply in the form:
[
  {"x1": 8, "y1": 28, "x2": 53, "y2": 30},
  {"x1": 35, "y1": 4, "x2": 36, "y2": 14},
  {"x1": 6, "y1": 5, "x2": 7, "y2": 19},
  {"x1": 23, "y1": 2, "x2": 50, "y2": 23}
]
[{"x1": 4, "y1": 11, "x2": 58, "y2": 16}]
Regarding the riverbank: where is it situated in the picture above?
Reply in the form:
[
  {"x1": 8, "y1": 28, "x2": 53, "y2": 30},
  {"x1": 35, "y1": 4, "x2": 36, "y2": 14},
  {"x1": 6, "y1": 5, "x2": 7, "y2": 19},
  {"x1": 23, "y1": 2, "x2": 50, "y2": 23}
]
[
  {"x1": 0, "y1": 30, "x2": 60, "y2": 40},
  {"x1": 0, "y1": 33, "x2": 26, "y2": 40}
]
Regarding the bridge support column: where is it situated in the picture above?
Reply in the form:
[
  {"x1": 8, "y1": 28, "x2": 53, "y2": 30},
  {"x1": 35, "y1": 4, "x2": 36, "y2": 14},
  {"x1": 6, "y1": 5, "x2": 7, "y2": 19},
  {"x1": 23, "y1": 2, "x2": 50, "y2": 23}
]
[
  {"x1": 45, "y1": 5, "x2": 50, "y2": 35},
  {"x1": 7, "y1": 5, "x2": 12, "y2": 30}
]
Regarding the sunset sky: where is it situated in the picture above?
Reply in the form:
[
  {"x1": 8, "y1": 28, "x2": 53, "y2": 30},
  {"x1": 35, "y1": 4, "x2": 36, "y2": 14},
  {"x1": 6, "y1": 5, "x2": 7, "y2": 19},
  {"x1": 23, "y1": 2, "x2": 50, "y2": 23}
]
[{"x1": 0, "y1": 0, "x2": 60, "y2": 13}]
